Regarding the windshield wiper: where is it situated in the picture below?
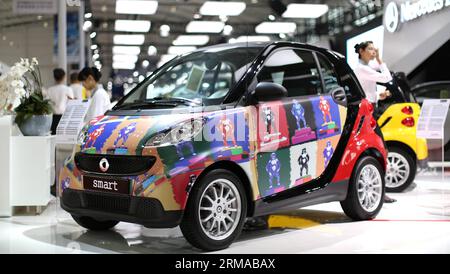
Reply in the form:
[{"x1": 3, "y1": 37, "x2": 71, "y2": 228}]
[
  {"x1": 151, "y1": 97, "x2": 203, "y2": 106},
  {"x1": 114, "y1": 100, "x2": 178, "y2": 110}
]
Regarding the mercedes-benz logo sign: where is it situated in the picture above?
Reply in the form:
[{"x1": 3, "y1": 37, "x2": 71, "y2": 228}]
[
  {"x1": 385, "y1": 1, "x2": 400, "y2": 33},
  {"x1": 99, "y1": 158, "x2": 109, "y2": 173}
]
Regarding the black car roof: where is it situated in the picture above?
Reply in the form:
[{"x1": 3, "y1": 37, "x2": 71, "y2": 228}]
[
  {"x1": 412, "y1": 81, "x2": 450, "y2": 92},
  {"x1": 190, "y1": 41, "x2": 342, "y2": 59}
]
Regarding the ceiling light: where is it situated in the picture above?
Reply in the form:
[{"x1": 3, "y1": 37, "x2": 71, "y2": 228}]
[
  {"x1": 231, "y1": 36, "x2": 271, "y2": 43},
  {"x1": 83, "y1": 21, "x2": 92, "y2": 31},
  {"x1": 282, "y1": 4, "x2": 329, "y2": 18},
  {"x1": 268, "y1": 14, "x2": 275, "y2": 21},
  {"x1": 113, "y1": 62, "x2": 136, "y2": 70},
  {"x1": 116, "y1": 0, "x2": 158, "y2": 15},
  {"x1": 148, "y1": 45, "x2": 157, "y2": 56},
  {"x1": 160, "y1": 25, "x2": 170, "y2": 37},
  {"x1": 223, "y1": 25, "x2": 233, "y2": 36},
  {"x1": 91, "y1": 44, "x2": 98, "y2": 50},
  {"x1": 90, "y1": 32, "x2": 97, "y2": 39},
  {"x1": 113, "y1": 55, "x2": 139, "y2": 63},
  {"x1": 255, "y1": 22, "x2": 296, "y2": 34},
  {"x1": 142, "y1": 60, "x2": 150, "y2": 68},
  {"x1": 173, "y1": 35, "x2": 209, "y2": 46},
  {"x1": 113, "y1": 34, "x2": 145, "y2": 45},
  {"x1": 113, "y1": 46, "x2": 141, "y2": 55},
  {"x1": 115, "y1": 20, "x2": 151, "y2": 32},
  {"x1": 219, "y1": 15, "x2": 228, "y2": 22},
  {"x1": 92, "y1": 53, "x2": 100, "y2": 60},
  {"x1": 167, "y1": 46, "x2": 196, "y2": 55},
  {"x1": 200, "y1": 1, "x2": 246, "y2": 16},
  {"x1": 186, "y1": 21, "x2": 225, "y2": 33},
  {"x1": 133, "y1": 71, "x2": 139, "y2": 77},
  {"x1": 84, "y1": 13, "x2": 92, "y2": 19}
]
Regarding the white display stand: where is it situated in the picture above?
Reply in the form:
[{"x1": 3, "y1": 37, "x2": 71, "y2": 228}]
[
  {"x1": 0, "y1": 116, "x2": 13, "y2": 217},
  {"x1": 0, "y1": 115, "x2": 55, "y2": 216},
  {"x1": 417, "y1": 99, "x2": 450, "y2": 181},
  {"x1": 11, "y1": 136, "x2": 55, "y2": 208}
]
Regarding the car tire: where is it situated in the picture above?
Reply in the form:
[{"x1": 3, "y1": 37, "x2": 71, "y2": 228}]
[
  {"x1": 72, "y1": 215, "x2": 119, "y2": 231},
  {"x1": 180, "y1": 169, "x2": 247, "y2": 251},
  {"x1": 341, "y1": 156, "x2": 385, "y2": 220},
  {"x1": 385, "y1": 146, "x2": 416, "y2": 193}
]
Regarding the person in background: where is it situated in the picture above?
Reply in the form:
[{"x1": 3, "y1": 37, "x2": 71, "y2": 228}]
[
  {"x1": 354, "y1": 41, "x2": 396, "y2": 204},
  {"x1": 45, "y1": 68, "x2": 74, "y2": 135},
  {"x1": 69, "y1": 71, "x2": 83, "y2": 100},
  {"x1": 78, "y1": 67, "x2": 111, "y2": 122}
]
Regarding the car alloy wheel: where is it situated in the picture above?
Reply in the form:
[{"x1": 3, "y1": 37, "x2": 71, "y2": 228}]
[
  {"x1": 385, "y1": 151, "x2": 410, "y2": 189},
  {"x1": 357, "y1": 164, "x2": 383, "y2": 213},
  {"x1": 198, "y1": 178, "x2": 242, "y2": 241}
]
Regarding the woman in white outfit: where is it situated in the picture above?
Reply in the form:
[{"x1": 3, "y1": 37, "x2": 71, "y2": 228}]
[
  {"x1": 78, "y1": 67, "x2": 111, "y2": 122},
  {"x1": 354, "y1": 41, "x2": 397, "y2": 204}
]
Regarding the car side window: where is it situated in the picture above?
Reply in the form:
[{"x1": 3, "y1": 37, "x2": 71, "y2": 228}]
[
  {"x1": 420, "y1": 85, "x2": 450, "y2": 99},
  {"x1": 316, "y1": 53, "x2": 341, "y2": 93},
  {"x1": 256, "y1": 49, "x2": 322, "y2": 97}
]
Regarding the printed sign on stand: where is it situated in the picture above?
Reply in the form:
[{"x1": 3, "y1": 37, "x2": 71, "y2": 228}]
[
  {"x1": 56, "y1": 99, "x2": 90, "y2": 144},
  {"x1": 417, "y1": 99, "x2": 450, "y2": 139}
]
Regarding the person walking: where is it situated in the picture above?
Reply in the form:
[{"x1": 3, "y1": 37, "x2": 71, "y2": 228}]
[
  {"x1": 45, "y1": 68, "x2": 74, "y2": 135},
  {"x1": 354, "y1": 41, "x2": 396, "y2": 203},
  {"x1": 78, "y1": 67, "x2": 111, "y2": 122}
]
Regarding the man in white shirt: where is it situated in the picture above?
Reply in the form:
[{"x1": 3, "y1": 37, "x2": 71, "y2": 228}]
[
  {"x1": 78, "y1": 67, "x2": 111, "y2": 122},
  {"x1": 45, "y1": 68, "x2": 74, "y2": 135},
  {"x1": 69, "y1": 72, "x2": 83, "y2": 100}
]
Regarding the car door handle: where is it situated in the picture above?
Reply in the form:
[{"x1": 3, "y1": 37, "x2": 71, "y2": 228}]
[{"x1": 331, "y1": 87, "x2": 347, "y2": 107}]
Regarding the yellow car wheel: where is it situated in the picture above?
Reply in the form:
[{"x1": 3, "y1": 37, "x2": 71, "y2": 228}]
[{"x1": 385, "y1": 146, "x2": 416, "y2": 192}]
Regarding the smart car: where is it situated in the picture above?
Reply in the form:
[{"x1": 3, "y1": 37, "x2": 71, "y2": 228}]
[
  {"x1": 375, "y1": 72, "x2": 428, "y2": 192},
  {"x1": 59, "y1": 42, "x2": 387, "y2": 251}
]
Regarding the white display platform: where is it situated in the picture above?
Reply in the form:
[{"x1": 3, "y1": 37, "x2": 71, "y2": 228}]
[
  {"x1": 11, "y1": 136, "x2": 55, "y2": 207},
  {"x1": 0, "y1": 115, "x2": 55, "y2": 216},
  {"x1": 0, "y1": 116, "x2": 12, "y2": 217}
]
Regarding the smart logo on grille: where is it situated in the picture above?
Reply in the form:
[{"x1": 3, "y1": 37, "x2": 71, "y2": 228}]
[
  {"x1": 83, "y1": 176, "x2": 130, "y2": 194},
  {"x1": 99, "y1": 158, "x2": 109, "y2": 172}
]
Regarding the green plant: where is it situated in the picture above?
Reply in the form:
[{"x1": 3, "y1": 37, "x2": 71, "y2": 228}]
[
  {"x1": 9, "y1": 58, "x2": 53, "y2": 126},
  {"x1": 14, "y1": 91, "x2": 52, "y2": 125}
]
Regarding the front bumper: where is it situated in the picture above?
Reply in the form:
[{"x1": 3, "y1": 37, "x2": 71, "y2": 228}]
[{"x1": 61, "y1": 188, "x2": 183, "y2": 228}]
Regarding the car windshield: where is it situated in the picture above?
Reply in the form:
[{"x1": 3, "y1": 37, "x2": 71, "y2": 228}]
[{"x1": 114, "y1": 47, "x2": 263, "y2": 109}]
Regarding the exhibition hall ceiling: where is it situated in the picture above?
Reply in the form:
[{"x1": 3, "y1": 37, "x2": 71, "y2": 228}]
[{"x1": 0, "y1": 0, "x2": 382, "y2": 72}]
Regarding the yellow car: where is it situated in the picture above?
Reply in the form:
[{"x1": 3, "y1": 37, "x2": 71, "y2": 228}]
[{"x1": 376, "y1": 72, "x2": 428, "y2": 192}]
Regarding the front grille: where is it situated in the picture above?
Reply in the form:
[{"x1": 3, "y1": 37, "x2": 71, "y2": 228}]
[
  {"x1": 75, "y1": 153, "x2": 155, "y2": 175},
  {"x1": 61, "y1": 189, "x2": 161, "y2": 220},
  {"x1": 85, "y1": 192, "x2": 130, "y2": 213}
]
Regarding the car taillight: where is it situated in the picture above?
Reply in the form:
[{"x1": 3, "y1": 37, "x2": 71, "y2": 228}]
[
  {"x1": 401, "y1": 106, "x2": 414, "y2": 115},
  {"x1": 401, "y1": 117, "x2": 415, "y2": 127},
  {"x1": 370, "y1": 117, "x2": 377, "y2": 128}
]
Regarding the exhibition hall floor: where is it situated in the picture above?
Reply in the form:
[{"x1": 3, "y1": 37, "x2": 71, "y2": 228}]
[{"x1": 1, "y1": 173, "x2": 450, "y2": 254}]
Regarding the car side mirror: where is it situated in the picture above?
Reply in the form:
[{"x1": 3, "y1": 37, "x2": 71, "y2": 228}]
[{"x1": 250, "y1": 82, "x2": 287, "y2": 103}]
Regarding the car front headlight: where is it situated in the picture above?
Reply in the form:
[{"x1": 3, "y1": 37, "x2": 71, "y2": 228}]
[{"x1": 145, "y1": 118, "x2": 204, "y2": 147}]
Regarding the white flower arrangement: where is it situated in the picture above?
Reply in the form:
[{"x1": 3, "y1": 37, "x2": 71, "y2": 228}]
[{"x1": 0, "y1": 57, "x2": 41, "y2": 114}]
